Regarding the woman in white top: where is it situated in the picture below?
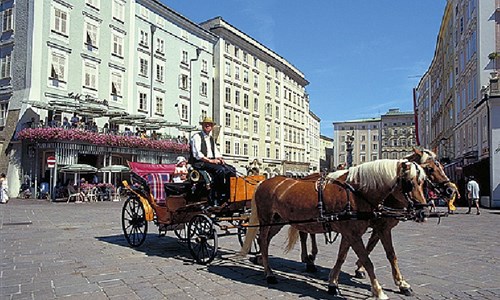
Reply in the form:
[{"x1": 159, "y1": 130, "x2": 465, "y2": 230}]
[
  {"x1": 172, "y1": 157, "x2": 188, "y2": 183},
  {"x1": 0, "y1": 173, "x2": 8, "y2": 203}
]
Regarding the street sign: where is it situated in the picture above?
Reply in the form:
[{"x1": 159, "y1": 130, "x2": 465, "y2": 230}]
[{"x1": 47, "y1": 156, "x2": 56, "y2": 168}]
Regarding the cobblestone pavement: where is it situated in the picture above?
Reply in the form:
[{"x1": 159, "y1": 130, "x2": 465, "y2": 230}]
[{"x1": 1, "y1": 199, "x2": 499, "y2": 299}]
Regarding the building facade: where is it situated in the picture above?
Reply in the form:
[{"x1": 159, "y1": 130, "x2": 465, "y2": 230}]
[
  {"x1": 319, "y1": 134, "x2": 334, "y2": 172},
  {"x1": 308, "y1": 111, "x2": 321, "y2": 173},
  {"x1": 414, "y1": 0, "x2": 499, "y2": 207},
  {"x1": 0, "y1": 0, "x2": 217, "y2": 196},
  {"x1": 333, "y1": 118, "x2": 380, "y2": 168},
  {"x1": 199, "y1": 17, "x2": 311, "y2": 177},
  {"x1": 380, "y1": 109, "x2": 417, "y2": 159}
]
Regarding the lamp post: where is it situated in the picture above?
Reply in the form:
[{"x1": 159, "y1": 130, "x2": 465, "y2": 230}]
[
  {"x1": 345, "y1": 131, "x2": 354, "y2": 168},
  {"x1": 149, "y1": 24, "x2": 156, "y2": 117},
  {"x1": 189, "y1": 48, "x2": 202, "y2": 127}
]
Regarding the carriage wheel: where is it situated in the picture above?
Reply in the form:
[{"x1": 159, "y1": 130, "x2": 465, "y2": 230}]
[
  {"x1": 174, "y1": 223, "x2": 189, "y2": 241},
  {"x1": 122, "y1": 197, "x2": 148, "y2": 247},
  {"x1": 237, "y1": 221, "x2": 260, "y2": 255},
  {"x1": 187, "y1": 214, "x2": 218, "y2": 264}
]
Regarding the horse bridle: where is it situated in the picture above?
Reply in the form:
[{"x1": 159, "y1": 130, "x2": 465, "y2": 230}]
[{"x1": 422, "y1": 158, "x2": 452, "y2": 198}]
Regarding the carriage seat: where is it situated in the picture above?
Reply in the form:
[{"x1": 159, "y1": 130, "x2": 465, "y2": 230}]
[{"x1": 144, "y1": 173, "x2": 170, "y2": 205}]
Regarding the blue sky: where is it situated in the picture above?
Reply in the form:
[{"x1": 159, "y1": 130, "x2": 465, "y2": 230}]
[{"x1": 164, "y1": 0, "x2": 447, "y2": 137}]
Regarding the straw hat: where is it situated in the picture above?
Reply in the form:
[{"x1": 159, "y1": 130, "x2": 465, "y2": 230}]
[{"x1": 199, "y1": 116, "x2": 216, "y2": 125}]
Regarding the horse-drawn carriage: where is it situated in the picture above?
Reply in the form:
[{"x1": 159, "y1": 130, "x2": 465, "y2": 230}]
[{"x1": 121, "y1": 161, "x2": 264, "y2": 264}]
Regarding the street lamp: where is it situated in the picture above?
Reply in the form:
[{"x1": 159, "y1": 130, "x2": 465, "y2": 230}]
[{"x1": 345, "y1": 131, "x2": 354, "y2": 168}]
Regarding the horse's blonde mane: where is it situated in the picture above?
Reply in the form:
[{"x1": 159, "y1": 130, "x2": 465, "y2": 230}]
[
  {"x1": 326, "y1": 169, "x2": 348, "y2": 180},
  {"x1": 346, "y1": 159, "x2": 400, "y2": 192}
]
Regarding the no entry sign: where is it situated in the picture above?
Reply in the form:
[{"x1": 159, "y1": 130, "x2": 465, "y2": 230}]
[{"x1": 47, "y1": 156, "x2": 56, "y2": 168}]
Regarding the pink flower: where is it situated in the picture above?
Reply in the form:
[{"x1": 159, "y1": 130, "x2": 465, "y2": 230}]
[{"x1": 16, "y1": 128, "x2": 189, "y2": 153}]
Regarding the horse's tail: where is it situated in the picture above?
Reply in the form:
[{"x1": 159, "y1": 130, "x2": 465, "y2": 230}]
[
  {"x1": 284, "y1": 226, "x2": 300, "y2": 253},
  {"x1": 240, "y1": 183, "x2": 260, "y2": 256}
]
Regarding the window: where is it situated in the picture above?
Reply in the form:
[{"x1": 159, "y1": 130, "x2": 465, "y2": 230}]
[
  {"x1": 266, "y1": 124, "x2": 270, "y2": 136},
  {"x1": 225, "y1": 141, "x2": 231, "y2": 154},
  {"x1": 243, "y1": 144, "x2": 248, "y2": 156},
  {"x1": 234, "y1": 142, "x2": 240, "y2": 155},
  {"x1": 234, "y1": 47, "x2": 239, "y2": 58},
  {"x1": 275, "y1": 86, "x2": 279, "y2": 97},
  {"x1": 2, "y1": 8, "x2": 13, "y2": 32},
  {"x1": 225, "y1": 61, "x2": 231, "y2": 76},
  {"x1": 253, "y1": 120, "x2": 258, "y2": 134},
  {"x1": 139, "y1": 58, "x2": 148, "y2": 77},
  {"x1": 140, "y1": 30, "x2": 148, "y2": 47},
  {"x1": 181, "y1": 104, "x2": 188, "y2": 120},
  {"x1": 112, "y1": 0, "x2": 125, "y2": 22},
  {"x1": 181, "y1": 51, "x2": 188, "y2": 64},
  {"x1": 110, "y1": 72, "x2": 122, "y2": 97},
  {"x1": 225, "y1": 113, "x2": 231, "y2": 127},
  {"x1": 253, "y1": 56, "x2": 258, "y2": 67},
  {"x1": 235, "y1": 65, "x2": 240, "y2": 81},
  {"x1": 253, "y1": 98, "x2": 258, "y2": 112},
  {"x1": 83, "y1": 62, "x2": 97, "y2": 90},
  {"x1": 179, "y1": 74, "x2": 188, "y2": 90},
  {"x1": 225, "y1": 42, "x2": 230, "y2": 53},
  {"x1": 0, "y1": 103, "x2": 7, "y2": 127},
  {"x1": 86, "y1": 0, "x2": 100, "y2": 9},
  {"x1": 243, "y1": 70, "x2": 249, "y2": 83},
  {"x1": 243, "y1": 94, "x2": 249, "y2": 109},
  {"x1": 0, "y1": 54, "x2": 11, "y2": 79},
  {"x1": 50, "y1": 51, "x2": 66, "y2": 82},
  {"x1": 156, "y1": 64, "x2": 164, "y2": 82},
  {"x1": 253, "y1": 74, "x2": 258, "y2": 88},
  {"x1": 156, "y1": 96, "x2": 163, "y2": 115},
  {"x1": 225, "y1": 87, "x2": 231, "y2": 103},
  {"x1": 266, "y1": 147, "x2": 270, "y2": 158},
  {"x1": 156, "y1": 38, "x2": 164, "y2": 53},
  {"x1": 235, "y1": 115, "x2": 240, "y2": 130},
  {"x1": 266, "y1": 81, "x2": 270, "y2": 93},
  {"x1": 275, "y1": 106, "x2": 280, "y2": 119},
  {"x1": 235, "y1": 91, "x2": 240, "y2": 106},
  {"x1": 265, "y1": 103, "x2": 272, "y2": 116},
  {"x1": 202, "y1": 60, "x2": 208, "y2": 73},
  {"x1": 53, "y1": 7, "x2": 68, "y2": 36},
  {"x1": 139, "y1": 92, "x2": 147, "y2": 111},
  {"x1": 200, "y1": 82, "x2": 207, "y2": 96},
  {"x1": 85, "y1": 22, "x2": 99, "y2": 48},
  {"x1": 275, "y1": 149, "x2": 279, "y2": 160},
  {"x1": 243, "y1": 118, "x2": 248, "y2": 131},
  {"x1": 111, "y1": 32, "x2": 123, "y2": 57}
]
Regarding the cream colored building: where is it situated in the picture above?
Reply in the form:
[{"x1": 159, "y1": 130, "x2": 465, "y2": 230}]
[
  {"x1": 333, "y1": 118, "x2": 380, "y2": 167},
  {"x1": 319, "y1": 134, "x2": 334, "y2": 171},
  {"x1": 380, "y1": 109, "x2": 417, "y2": 159},
  {"x1": 200, "y1": 17, "x2": 310, "y2": 177},
  {"x1": 308, "y1": 111, "x2": 321, "y2": 173},
  {"x1": 415, "y1": 0, "x2": 499, "y2": 207}
]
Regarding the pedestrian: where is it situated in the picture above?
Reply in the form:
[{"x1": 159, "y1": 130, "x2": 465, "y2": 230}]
[
  {"x1": 172, "y1": 156, "x2": 188, "y2": 183},
  {"x1": 466, "y1": 176, "x2": 481, "y2": 215},
  {"x1": 427, "y1": 189, "x2": 437, "y2": 212},
  {"x1": 0, "y1": 173, "x2": 8, "y2": 204},
  {"x1": 446, "y1": 182, "x2": 460, "y2": 214}
]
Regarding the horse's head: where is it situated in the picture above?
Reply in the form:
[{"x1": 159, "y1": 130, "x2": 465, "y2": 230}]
[
  {"x1": 406, "y1": 148, "x2": 455, "y2": 198},
  {"x1": 396, "y1": 161, "x2": 428, "y2": 207}
]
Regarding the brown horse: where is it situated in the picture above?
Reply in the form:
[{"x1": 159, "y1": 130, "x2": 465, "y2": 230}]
[
  {"x1": 288, "y1": 148, "x2": 455, "y2": 296},
  {"x1": 241, "y1": 159, "x2": 428, "y2": 299}
]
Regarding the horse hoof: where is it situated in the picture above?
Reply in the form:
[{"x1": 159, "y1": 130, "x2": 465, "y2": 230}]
[
  {"x1": 266, "y1": 276, "x2": 278, "y2": 284},
  {"x1": 305, "y1": 264, "x2": 317, "y2": 273},
  {"x1": 400, "y1": 287, "x2": 414, "y2": 296},
  {"x1": 249, "y1": 256, "x2": 262, "y2": 265},
  {"x1": 354, "y1": 270, "x2": 366, "y2": 279},
  {"x1": 327, "y1": 284, "x2": 341, "y2": 296}
]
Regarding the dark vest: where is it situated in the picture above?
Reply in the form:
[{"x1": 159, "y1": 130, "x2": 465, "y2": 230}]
[{"x1": 189, "y1": 132, "x2": 216, "y2": 164}]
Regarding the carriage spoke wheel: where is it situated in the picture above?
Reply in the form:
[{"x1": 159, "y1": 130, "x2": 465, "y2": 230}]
[
  {"x1": 122, "y1": 197, "x2": 148, "y2": 247},
  {"x1": 187, "y1": 214, "x2": 218, "y2": 264},
  {"x1": 174, "y1": 223, "x2": 189, "y2": 241},
  {"x1": 237, "y1": 220, "x2": 260, "y2": 255}
]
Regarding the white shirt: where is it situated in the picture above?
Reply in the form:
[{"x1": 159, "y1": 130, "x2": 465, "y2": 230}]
[
  {"x1": 467, "y1": 180, "x2": 480, "y2": 199},
  {"x1": 191, "y1": 131, "x2": 222, "y2": 160}
]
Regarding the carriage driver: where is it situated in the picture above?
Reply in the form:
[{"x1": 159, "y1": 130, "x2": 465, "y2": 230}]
[{"x1": 189, "y1": 116, "x2": 236, "y2": 205}]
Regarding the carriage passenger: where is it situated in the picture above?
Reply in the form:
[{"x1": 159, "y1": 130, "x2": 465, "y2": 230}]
[
  {"x1": 189, "y1": 117, "x2": 236, "y2": 205},
  {"x1": 172, "y1": 156, "x2": 188, "y2": 183}
]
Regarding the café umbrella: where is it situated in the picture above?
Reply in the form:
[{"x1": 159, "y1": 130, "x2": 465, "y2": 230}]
[
  {"x1": 99, "y1": 165, "x2": 130, "y2": 200},
  {"x1": 59, "y1": 164, "x2": 98, "y2": 190}
]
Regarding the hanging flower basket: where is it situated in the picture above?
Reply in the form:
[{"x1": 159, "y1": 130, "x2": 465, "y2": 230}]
[{"x1": 16, "y1": 128, "x2": 189, "y2": 153}]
